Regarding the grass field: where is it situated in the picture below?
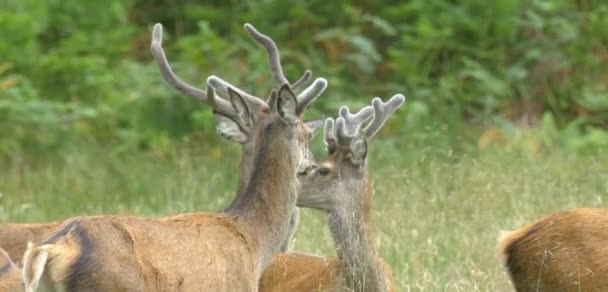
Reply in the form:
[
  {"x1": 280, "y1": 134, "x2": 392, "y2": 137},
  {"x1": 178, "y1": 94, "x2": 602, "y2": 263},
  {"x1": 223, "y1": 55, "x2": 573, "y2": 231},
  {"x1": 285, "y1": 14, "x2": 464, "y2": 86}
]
[{"x1": 2, "y1": 135, "x2": 607, "y2": 291}]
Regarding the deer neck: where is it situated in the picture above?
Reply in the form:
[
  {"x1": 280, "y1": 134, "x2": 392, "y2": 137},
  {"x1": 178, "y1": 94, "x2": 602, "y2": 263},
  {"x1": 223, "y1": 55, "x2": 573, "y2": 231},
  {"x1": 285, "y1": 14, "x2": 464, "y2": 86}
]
[
  {"x1": 227, "y1": 121, "x2": 299, "y2": 268},
  {"x1": 328, "y1": 172, "x2": 388, "y2": 292}
]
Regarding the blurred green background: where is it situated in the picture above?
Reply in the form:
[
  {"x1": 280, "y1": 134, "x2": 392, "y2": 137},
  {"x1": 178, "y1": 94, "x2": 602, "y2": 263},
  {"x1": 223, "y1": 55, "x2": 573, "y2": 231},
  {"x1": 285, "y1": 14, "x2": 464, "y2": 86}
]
[
  {"x1": 2, "y1": 0, "x2": 608, "y2": 155},
  {"x1": 2, "y1": 0, "x2": 608, "y2": 290}
]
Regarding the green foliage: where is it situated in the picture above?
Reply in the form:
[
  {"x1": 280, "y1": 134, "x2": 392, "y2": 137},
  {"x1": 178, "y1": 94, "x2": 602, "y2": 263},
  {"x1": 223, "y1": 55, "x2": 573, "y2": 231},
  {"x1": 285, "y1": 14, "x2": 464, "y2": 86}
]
[
  {"x1": 541, "y1": 112, "x2": 608, "y2": 154},
  {"x1": 1, "y1": 0, "x2": 608, "y2": 156}
]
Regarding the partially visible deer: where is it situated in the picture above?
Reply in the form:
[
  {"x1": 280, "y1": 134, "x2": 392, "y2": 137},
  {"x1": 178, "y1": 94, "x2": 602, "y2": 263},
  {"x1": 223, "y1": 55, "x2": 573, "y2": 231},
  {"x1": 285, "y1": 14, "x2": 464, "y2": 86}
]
[
  {"x1": 0, "y1": 22, "x2": 324, "y2": 265},
  {"x1": 0, "y1": 224, "x2": 59, "y2": 266},
  {"x1": 498, "y1": 208, "x2": 608, "y2": 292},
  {"x1": 22, "y1": 80, "x2": 320, "y2": 291},
  {"x1": 260, "y1": 94, "x2": 405, "y2": 292},
  {"x1": 0, "y1": 247, "x2": 21, "y2": 291}
]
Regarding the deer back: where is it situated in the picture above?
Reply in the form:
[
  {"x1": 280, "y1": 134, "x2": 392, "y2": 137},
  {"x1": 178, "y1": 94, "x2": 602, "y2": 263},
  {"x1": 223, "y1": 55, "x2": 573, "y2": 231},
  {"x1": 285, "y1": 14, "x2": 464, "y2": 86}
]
[{"x1": 498, "y1": 208, "x2": 608, "y2": 291}]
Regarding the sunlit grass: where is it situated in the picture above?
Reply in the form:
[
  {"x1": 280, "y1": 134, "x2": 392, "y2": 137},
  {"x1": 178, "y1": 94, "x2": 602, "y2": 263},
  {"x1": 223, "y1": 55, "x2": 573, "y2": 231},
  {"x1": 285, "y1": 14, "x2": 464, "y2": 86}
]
[{"x1": 1, "y1": 139, "x2": 607, "y2": 291}]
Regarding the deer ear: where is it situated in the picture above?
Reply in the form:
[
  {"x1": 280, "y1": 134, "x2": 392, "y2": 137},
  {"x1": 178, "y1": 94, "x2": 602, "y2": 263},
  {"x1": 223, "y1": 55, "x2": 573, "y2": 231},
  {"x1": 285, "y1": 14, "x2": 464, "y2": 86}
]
[
  {"x1": 277, "y1": 84, "x2": 298, "y2": 124},
  {"x1": 213, "y1": 112, "x2": 248, "y2": 143},
  {"x1": 228, "y1": 87, "x2": 253, "y2": 128},
  {"x1": 349, "y1": 134, "x2": 368, "y2": 166},
  {"x1": 304, "y1": 118, "x2": 325, "y2": 138}
]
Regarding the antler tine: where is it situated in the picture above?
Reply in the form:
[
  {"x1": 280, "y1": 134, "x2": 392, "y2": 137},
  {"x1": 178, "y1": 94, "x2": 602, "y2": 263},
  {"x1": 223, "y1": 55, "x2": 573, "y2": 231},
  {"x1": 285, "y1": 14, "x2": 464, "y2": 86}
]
[
  {"x1": 244, "y1": 23, "x2": 326, "y2": 115},
  {"x1": 362, "y1": 94, "x2": 406, "y2": 138},
  {"x1": 207, "y1": 76, "x2": 268, "y2": 110},
  {"x1": 151, "y1": 23, "x2": 235, "y2": 114},
  {"x1": 205, "y1": 79, "x2": 239, "y2": 120},
  {"x1": 323, "y1": 118, "x2": 338, "y2": 154},
  {"x1": 151, "y1": 23, "x2": 207, "y2": 100},
  {"x1": 339, "y1": 105, "x2": 374, "y2": 135},
  {"x1": 386, "y1": 93, "x2": 406, "y2": 115},
  {"x1": 335, "y1": 117, "x2": 356, "y2": 146},
  {"x1": 244, "y1": 23, "x2": 288, "y2": 87},
  {"x1": 291, "y1": 70, "x2": 312, "y2": 92},
  {"x1": 295, "y1": 78, "x2": 328, "y2": 115}
]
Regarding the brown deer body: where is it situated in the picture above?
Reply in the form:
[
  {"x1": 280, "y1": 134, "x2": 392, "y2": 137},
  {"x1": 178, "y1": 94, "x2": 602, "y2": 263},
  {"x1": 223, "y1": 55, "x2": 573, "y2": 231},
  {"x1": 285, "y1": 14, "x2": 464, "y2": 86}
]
[
  {"x1": 0, "y1": 224, "x2": 59, "y2": 265},
  {"x1": 0, "y1": 22, "x2": 324, "y2": 267},
  {"x1": 22, "y1": 82, "x2": 318, "y2": 291},
  {"x1": 498, "y1": 208, "x2": 608, "y2": 292},
  {"x1": 0, "y1": 247, "x2": 22, "y2": 291},
  {"x1": 260, "y1": 95, "x2": 404, "y2": 292}
]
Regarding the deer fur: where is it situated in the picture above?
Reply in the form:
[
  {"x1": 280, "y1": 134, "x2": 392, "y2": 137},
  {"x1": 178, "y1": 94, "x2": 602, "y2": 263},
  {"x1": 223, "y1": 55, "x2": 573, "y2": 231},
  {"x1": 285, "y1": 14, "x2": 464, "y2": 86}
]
[
  {"x1": 498, "y1": 208, "x2": 608, "y2": 292},
  {"x1": 260, "y1": 95, "x2": 405, "y2": 292},
  {"x1": 0, "y1": 247, "x2": 22, "y2": 291},
  {"x1": 0, "y1": 223, "x2": 59, "y2": 266},
  {"x1": 22, "y1": 83, "x2": 319, "y2": 292},
  {"x1": 0, "y1": 22, "x2": 326, "y2": 267}
]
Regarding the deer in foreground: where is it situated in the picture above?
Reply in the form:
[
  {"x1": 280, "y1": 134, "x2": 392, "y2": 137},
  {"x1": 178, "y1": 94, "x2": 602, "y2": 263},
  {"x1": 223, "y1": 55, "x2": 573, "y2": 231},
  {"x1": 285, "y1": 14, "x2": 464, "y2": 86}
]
[
  {"x1": 498, "y1": 208, "x2": 608, "y2": 292},
  {"x1": 0, "y1": 247, "x2": 21, "y2": 291},
  {"x1": 0, "y1": 22, "x2": 324, "y2": 266},
  {"x1": 22, "y1": 81, "x2": 319, "y2": 291},
  {"x1": 260, "y1": 94, "x2": 405, "y2": 292}
]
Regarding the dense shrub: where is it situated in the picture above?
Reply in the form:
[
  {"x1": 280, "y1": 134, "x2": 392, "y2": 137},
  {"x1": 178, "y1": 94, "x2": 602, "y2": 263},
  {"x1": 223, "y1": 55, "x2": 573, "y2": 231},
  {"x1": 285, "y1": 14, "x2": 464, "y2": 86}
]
[{"x1": 1, "y1": 0, "x2": 607, "y2": 156}]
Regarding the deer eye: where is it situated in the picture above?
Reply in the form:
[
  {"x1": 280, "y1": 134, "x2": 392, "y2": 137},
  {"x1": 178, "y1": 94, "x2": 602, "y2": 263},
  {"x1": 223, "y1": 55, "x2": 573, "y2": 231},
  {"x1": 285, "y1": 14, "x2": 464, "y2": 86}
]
[{"x1": 317, "y1": 167, "x2": 331, "y2": 176}]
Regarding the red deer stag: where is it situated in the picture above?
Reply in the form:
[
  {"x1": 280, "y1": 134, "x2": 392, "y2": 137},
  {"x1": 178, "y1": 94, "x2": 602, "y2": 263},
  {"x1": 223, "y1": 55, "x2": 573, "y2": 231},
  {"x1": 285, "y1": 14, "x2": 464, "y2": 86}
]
[
  {"x1": 0, "y1": 22, "x2": 325, "y2": 265},
  {"x1": 260, "y1": 94, "x2": 405, "y2": 292},
  {"x1": 23, "y1": 81, "x2": 319, "y2": 291},
  {"x1": 498, "y1": 208, "x2": 608, "y2": 292}
]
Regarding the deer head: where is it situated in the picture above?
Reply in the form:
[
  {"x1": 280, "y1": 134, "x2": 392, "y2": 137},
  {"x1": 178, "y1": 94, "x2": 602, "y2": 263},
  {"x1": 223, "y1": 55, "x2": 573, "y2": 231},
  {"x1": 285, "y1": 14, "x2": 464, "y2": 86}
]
[
  {"x1": 214, "y1": 83, "x2": 315, "y2": 178},
  {"x1": 150, "y1": 23, "x2": 327, "y2": 193},
  {"x1": 297, "y1": 94, "x2": 405, "y2": 212}
]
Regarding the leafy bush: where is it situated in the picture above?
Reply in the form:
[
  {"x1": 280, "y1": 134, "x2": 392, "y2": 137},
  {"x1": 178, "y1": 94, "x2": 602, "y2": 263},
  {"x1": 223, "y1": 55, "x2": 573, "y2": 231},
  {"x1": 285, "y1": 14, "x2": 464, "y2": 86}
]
[{"x1": 1, "y1": 0, "x2": 607, "y2": 157}]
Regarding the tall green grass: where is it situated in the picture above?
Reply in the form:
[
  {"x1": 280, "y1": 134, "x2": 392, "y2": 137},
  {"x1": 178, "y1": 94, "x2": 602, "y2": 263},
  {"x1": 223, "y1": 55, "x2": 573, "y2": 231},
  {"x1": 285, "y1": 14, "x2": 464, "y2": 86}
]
[{"x1": 1, "y1": 139, "x2": 607, "y2": 291}]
